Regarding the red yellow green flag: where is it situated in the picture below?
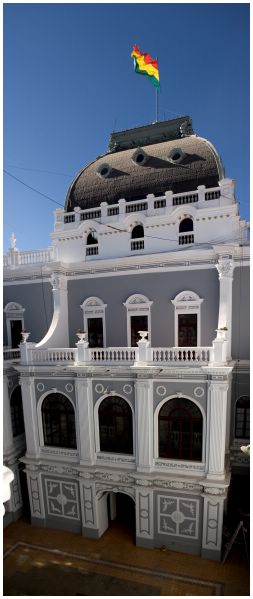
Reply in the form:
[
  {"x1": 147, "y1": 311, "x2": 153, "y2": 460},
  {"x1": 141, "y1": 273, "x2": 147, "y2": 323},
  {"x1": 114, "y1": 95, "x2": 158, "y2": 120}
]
[{"x1": 131, "y1": 44, "x2": 160, "y2": 88}]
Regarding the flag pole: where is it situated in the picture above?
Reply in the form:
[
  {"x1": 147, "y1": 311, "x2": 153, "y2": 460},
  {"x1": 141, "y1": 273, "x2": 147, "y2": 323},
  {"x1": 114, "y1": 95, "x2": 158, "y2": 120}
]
[{"x1": 155, "y1": 56, "x2": 159, "y2": 122}]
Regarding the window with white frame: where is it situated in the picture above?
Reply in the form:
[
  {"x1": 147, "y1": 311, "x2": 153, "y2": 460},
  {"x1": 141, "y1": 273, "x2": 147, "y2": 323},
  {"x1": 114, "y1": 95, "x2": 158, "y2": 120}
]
[
  {"x1": 158, "y1": 397, "x2": 203, "y2": 461},
  {"x1": 4, "y1": 302, "x2": 25, "y2": 348},
  {"x1": 41, "y1": 393, "x2": 77, "y2": 449},
  {"x1": 98, "y1": 395, "x2": 133, "y2": 454},
  {"x1": 123, "y1": 294, "x2": 153, "y2": 347},
  {"x1": 235, "y1": 396, "x2": 250, "y2": 439},
  {"x1": 171, "y1": 291, "x2": 203, "y2": 347},
  {"x1": 80, "y1": 297, "x2": 107, "y2": 347}
]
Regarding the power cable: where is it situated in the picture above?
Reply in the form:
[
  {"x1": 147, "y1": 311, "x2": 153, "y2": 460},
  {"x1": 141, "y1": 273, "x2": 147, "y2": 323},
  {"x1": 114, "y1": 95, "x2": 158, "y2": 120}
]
[
  {"x1": 3, "y1": 169, "x2": 64, "y2": 208},
  {"x1": 4, "y1": 164, "x2": 73, "y2": 177}
]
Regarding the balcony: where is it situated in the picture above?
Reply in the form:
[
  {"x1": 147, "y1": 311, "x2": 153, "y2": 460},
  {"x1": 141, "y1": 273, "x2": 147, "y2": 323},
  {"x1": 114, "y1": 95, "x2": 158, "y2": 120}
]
[{"x1": 9, "y1": 343, "x2": 213, "y2": 367}]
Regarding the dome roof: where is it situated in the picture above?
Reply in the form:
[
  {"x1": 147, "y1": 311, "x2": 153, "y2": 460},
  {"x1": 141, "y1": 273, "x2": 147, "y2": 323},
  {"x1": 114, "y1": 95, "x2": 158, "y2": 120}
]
[{"x1": 65, "y1": 117, "x2": 224, "y2": 212}]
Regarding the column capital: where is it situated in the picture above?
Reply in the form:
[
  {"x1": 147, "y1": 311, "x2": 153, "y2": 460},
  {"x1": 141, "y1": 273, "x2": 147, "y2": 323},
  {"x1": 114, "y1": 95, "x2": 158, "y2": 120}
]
[
  {"x1": 216, "y1": 257, "x2": 234, "y2": 279},
  {"x1": 209, "y1": 381, "x2": 229, "y2": 394},
  {"x1": 50, "y1": 272, "x2": 68, "y2": 291}
]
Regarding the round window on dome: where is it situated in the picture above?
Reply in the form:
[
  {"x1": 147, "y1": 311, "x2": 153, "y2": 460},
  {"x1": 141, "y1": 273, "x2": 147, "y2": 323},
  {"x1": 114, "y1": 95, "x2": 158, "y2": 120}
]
[
  {"x1": 132, "y1": 148, "x2": 149, "y2": 166},
  {"x1": 96, "y1": 163, "x2": 112, "y2": 178},
  {"x1": 168, "y1": 148, "x2": 185, "y2": 164}
]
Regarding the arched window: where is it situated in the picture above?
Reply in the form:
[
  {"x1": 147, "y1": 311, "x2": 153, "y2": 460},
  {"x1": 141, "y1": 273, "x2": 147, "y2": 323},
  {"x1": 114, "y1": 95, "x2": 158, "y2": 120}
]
[
  {"x1": 131, "y1": 224, "x2": 144, "y2": 239},
  {"x1": 158, "y1": 398, "x2": 203, "y2": 461},
  {"x1": 86, "y1": 231, "x2": 98, "y2": 256},
  {"x1": 131, "y1": 224, "x2": 144, "y2": 251},
  {"x1": 235, "y1": 396, "x2": 250, "y2": 439},
  {"x1": 10, "y1": 385, "x2": 25, "y2": 437},
  {"x1": 41, "y1": 393, "x2": 77, "y2": 449},
  {"x1": 87, "y1": 232, "x2": 98, "y2": 245},
  {"x1": 179, "y1": 218, "x2": 193, "y2": 233},
  {"x1": 178, "y1": 218, "x2": 194, "y2": 246},
  {"x1": 99, "y1": 396, "x2": 133, "y2": 454}
]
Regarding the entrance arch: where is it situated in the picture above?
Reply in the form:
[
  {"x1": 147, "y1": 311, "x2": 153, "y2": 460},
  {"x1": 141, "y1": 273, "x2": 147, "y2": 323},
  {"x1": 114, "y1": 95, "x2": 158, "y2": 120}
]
[{"x1": 97, "y1": 488, "x2": 136, "y2": 542}]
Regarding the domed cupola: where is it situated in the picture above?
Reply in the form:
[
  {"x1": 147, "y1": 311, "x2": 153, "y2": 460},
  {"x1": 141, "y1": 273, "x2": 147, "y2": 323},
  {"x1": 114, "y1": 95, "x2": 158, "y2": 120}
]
[{"x1": 65, "y1": 116, "x2": 224, "y2": 212}]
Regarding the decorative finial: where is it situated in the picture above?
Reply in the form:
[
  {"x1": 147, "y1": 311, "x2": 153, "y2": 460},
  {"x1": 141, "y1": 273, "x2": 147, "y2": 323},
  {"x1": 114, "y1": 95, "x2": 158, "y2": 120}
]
[{"x1": 10, "y1": 232, "x2": 17, "y2": 249}]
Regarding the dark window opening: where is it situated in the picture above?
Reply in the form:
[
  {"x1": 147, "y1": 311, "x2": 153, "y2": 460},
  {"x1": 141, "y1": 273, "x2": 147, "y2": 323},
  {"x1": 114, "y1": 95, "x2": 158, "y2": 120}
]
[
  {"x1": 130, "y1": 315, "x2": 148, "y2": 347},
  {"x1": 87, "y1": 232, "x2": 98, "y2": 245},
  {"x1": 179, "y1": 218, "x2": 194, "y2": 233},
  {"x1": 10, "y1": 320, "x2": 23, "y2": 348},
  {"x1": 178, "y1": 314, "x2": 197, "y2": 347},
  {"x1": 87, "y1": 317, "x2": 104, "y2": 348},
  {"x1": 10, "y1": 385, "x2": 25, "y2": 437},
  {"x1": 136, "y1": 153, "x2": 145, "y2": 163},
  {"x1": 101, "y1": 167, "x2": 109, "y2": 176},
  {"x1": 235, "y1": 397, "x2": 250, "y2": 439},
  {"x1": 99, "y1": 396, "x2": 133, "y2": 454},
  {"x1": 172, "y1": 152, "x2": 181, "y2": 161},
  {"x1": 159, "y1": 398, "x2": 203, "y2": 461},
  {"x1": 131, "y1": 225, "x2": 144, "y2": 239},
  {"x1": 42, "y1": 393, "x2": 77, "y2": 449}
]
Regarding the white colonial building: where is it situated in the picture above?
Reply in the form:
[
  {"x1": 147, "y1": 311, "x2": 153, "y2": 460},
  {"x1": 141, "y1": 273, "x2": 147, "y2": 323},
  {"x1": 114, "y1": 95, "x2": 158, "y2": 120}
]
[{"x1": 3, "y1": 117, "x2": 249, "y2": 560}]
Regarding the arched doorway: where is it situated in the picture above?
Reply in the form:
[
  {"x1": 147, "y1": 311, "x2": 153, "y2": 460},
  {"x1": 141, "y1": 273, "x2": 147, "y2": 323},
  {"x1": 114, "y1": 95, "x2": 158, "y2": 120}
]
[{"x1": 98, "y1": 490, "x2": 136, "y2": 543}]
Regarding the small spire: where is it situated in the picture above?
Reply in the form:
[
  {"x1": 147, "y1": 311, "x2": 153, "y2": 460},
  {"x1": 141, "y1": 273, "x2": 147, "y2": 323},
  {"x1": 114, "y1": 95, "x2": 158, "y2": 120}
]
[{"x1": 10, "y1": 232, "x2": 17, "y2": 249}]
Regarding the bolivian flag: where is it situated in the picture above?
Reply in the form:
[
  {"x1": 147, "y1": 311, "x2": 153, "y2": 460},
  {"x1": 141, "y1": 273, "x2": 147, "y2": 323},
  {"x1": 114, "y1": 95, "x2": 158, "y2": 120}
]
[{"x1": 131, "y1": 44, "x2": 160, "y2": 88}]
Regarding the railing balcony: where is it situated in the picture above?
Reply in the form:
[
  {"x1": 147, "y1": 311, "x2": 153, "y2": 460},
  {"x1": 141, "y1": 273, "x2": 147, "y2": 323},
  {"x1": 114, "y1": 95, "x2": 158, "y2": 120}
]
[
  {"x1": 17, "y1": 344, "x2": 213, "y2": 366},
  {"x1": 86, "y1": 245, "x2": 99, "y2": 256},
  {"x1": 131, "y1": 238, "x2": 144, "y2": 251},
  {"x1": 178, "y1": 234, "x2": 194, "y2": 245},
  {"x1": 3, "y1": 347, "x2": 21, "y2": 361}
]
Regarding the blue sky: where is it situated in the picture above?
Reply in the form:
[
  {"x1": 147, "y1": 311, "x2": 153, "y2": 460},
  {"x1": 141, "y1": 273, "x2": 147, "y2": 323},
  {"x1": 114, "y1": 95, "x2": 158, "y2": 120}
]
[{"x1": 3, "y1": 3, "x2": 250, "y2": 253}]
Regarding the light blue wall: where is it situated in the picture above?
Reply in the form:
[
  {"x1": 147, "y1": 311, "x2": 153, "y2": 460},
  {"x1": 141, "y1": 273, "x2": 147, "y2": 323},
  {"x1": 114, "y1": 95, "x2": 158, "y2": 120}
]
[
  {"x1": 68, "y1": 268, "x2": 219, "y2": 348},
  {"x1": 232, "y1": 266, "x2": 250, "y2": 359},
  {"x1": 3, "y1": 282, "x2": 53, "y2": 345}
]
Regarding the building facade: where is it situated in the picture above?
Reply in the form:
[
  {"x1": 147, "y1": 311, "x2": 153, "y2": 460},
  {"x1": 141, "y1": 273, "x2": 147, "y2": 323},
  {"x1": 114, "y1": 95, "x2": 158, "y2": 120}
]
[{"x1": 3, "y1": 117, "x2": 250, "y2": 560}]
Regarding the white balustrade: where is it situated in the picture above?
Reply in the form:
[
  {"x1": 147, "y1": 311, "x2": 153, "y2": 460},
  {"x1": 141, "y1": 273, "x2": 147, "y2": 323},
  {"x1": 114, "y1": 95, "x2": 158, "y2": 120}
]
[
  {"x1": 90, "y1": 348, "x2": 136, "y2": 363},
  {"x1": 29, "y1": 348, "x2": 77, "y2": 364},
  {"x1": 20, "y1": 345, "x2": 211, "y2": 366},
  {"x1": 3, "y1": 348, "x2": 21, "y2": 361},
  {"x1": 18, "y1": 248, "x2": 53, "y2": 265},
  {"x1": 152, "y1": 347, "x2": 211, "y2": 364}
]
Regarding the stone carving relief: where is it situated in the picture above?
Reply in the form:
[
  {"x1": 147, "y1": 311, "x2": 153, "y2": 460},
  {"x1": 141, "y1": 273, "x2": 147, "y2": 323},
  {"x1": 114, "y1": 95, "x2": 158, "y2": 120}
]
[
  {"x1": 138, "y1": 493, "x2": 151, "y2": 536},
  {"x1": 194, "y1": 386, "x2": 205, "y2": 398},
  {"x1": 45, "y1": 479, "x2": 79, "y2": 520},
  {"x1": 216, "y1": 258, "x2": 234, "y2": 279},
  {"x1": 29, "y1": 476, "x2": 42, "y2": 516},
  {"x1": 158, "y1": 495, "x2": 199, "y2": 539}
]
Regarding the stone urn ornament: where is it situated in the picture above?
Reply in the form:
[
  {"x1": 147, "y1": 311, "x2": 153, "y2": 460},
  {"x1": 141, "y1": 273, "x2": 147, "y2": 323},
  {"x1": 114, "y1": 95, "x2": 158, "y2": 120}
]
[
  {"x1": 138, "y1": 330, "x2": 148, "y2": 341},
  {"x1": 76, "y1": 330, "x2": 87, "y2": 342},
  {"x1": 21, "y1": 330, "x2": 30, "y2": 343}
]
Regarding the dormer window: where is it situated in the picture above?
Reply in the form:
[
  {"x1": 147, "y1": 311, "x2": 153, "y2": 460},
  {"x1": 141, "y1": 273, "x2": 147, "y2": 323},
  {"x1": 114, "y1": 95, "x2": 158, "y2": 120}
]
[
  {"x1": 96, "y1": 163, "x2": 112, "y2": 178},
  {"x1": 131, "y1": 148, "x2": 149, "y2": 166},
  {"x1": 168, "y1": 147, "x2": 185, "y2": 164},
  {"x1": 131, "y1": 224, "x2": 144, "y2": 251},
  {"x1": 86, "y1": 231, "x2": 98, "y2": 256},
  {"x1": 179, "y1": 218, "x2": 194, "y2": 245}
]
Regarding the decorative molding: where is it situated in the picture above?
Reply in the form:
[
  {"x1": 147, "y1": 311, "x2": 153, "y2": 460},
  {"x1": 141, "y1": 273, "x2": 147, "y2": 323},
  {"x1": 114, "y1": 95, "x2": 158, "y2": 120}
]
[
  {"x1": 158, "y1": 495, "x2": 199, "y2": 540},
  {"x1": 194, "y1": 386, "x2": 205, "y2": 398},
  {"x1": 156, "y1": 385, "x2": 167, "y2": 397},
  {"x1": 123, "y1": 384, "x2": 133, "y2": 395},
  {"x1": 216, "y1": 257, "x2": 234, "y2": 279},
  {"x1": 45, "y1": 478, "x2": 79, "y2": 520},
  {"x1": 50, "y1": 273, "x2": 68, "y2": 291}
]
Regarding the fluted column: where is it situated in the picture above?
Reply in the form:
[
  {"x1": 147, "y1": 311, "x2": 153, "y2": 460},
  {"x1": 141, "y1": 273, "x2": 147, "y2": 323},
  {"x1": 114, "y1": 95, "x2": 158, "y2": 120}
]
[
  {"x1": 75, "y1": 378, "x2": 95, "y2": 465},
  {"x1": 207, "y1": 381, "x2": 229, "y2": 480},
  {"x1": 216, "y1": 257, "x2": 234, "y2": 360},
  {"x1": 3, "y1": 373, "x2": 14, "y2": 456},
  {"x1": 19, "y1": 376, "x2": 40, "y2": 458},
  {"x1": 135, "y1": 379, "x2": 153, "y2": 472}
]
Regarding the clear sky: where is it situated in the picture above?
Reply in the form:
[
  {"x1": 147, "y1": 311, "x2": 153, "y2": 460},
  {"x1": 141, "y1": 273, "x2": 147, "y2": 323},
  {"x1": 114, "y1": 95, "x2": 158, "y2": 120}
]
[{"x1": 3, "y1": 2, "x2": 250, "y2": 253}]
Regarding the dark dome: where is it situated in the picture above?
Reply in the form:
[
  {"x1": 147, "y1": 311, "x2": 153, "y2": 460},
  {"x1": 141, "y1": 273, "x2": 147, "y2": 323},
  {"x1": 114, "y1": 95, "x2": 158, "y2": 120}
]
[{"x1": 65, "y1": 119, "x2": 224, "y2": 212}]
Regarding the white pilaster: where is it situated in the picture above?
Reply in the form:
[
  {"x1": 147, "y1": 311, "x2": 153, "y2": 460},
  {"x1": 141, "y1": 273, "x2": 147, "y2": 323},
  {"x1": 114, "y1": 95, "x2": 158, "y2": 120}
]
[
  {"x1": 202, "y1": 493, "x2": 225, "y2": 559},
  {"x1": 216, "y1": 257, "x2": 234, "y2": 360},
  {"x1": 135, "y1": 379, "x2": 153, "y2": 472},
  {"x1": 207, "y1": 381, "x2": 229, "y2": 479},
  {"x1": 26, "y1": 468, "x2": 45, "y2": 519},
  {"x1": 79, "y1": 480, "x2": 99, "y2": 531},
  {"x1": 75, "y1": 378, "x2": 95, "y2": 465},
  {"x1": 135, "y1": 488, "x2": 154, "y2": 543},
  {"x1": 3, "y1": 374, "x2": 14, "y2": 456},
  {"x1": 19, "y1": 376, "x2": 40, "y2": 458}
]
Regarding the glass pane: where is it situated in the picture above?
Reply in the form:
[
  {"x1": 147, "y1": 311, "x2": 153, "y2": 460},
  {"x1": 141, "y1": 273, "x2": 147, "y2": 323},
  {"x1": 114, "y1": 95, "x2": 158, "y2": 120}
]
[
  {"x1": 87, "y1": 318, "x2": 104, "y2": 347},
  {"x1": 178, "y1": 314, "x2": 197, "y2": 347},
  {"x1": 131, "y1": 315, "x2": 148, "y2": 347}
]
